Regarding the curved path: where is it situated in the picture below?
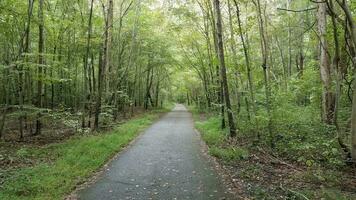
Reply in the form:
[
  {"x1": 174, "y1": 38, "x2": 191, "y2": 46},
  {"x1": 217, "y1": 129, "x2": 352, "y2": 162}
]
[{"x1": 78, "y1": 104, "x2": 232, "y2": 200}]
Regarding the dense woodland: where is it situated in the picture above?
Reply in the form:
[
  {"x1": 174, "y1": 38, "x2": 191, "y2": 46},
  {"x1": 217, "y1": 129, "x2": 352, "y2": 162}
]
[
  {"x1": 173, "y1": 0, "x2": 356, "y2": 166},
  {"x1": 0, "y1": 0, "x2": 175, "y2": 138},
  {"x1": 0, "y1": 0, "x2": 356, "y2": 198}
]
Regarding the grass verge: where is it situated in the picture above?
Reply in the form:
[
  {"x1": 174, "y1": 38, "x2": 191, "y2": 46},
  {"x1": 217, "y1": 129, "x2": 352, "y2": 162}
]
[
  {"x1": 0, "y1": 108, "x2": 170, "y2": 200},
  {"x1": 194, "y1": 113, "x2": 249, "y2": 163}
]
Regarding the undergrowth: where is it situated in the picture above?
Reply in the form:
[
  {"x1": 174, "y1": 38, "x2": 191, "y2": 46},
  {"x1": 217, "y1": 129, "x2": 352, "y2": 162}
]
[
  {"x1": 195, "y1": 116, "x2": 249, "y2": 163},
  {"x1": 190, "y1": 103, "x2": 355, "y2": 199},
  {"x1": 0, "y1": 108, "x2": 169, "y2": 200}
]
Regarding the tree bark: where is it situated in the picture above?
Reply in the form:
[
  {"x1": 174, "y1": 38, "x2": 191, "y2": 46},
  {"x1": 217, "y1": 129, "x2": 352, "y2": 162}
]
[
  {"x1": 233, "y1": 0, "x2": 257, "y2": 123},
  {"x1": 317, "y1": 2, "x2": 335, "y2": 125},
  {"x1": 35, "y1": 0, "x2": 45, "y2": 135},
  {"x1": 227, "y1": 0, "x2": 240, "y2": 113},
  {"x1": 351, "y1": 72, "x2": 356, "y2": 162},
  {"x1": 255, "y1": 0, "x2": 273, "y2": 144},
  {"x1": 335, "y1": 0, "x2": 356, "y2": 162},
  {"x1": 287, "y1": 0, "x2": 292, "y2": 77},
  {"x1": 214, "y1": 0, "x2": 236, "y2": 137},
  {"x1": 328, "y1": 0, "x2": 351, "y2": 159},
  {"x1": 94, "y1": 0, "x2": 112, "y2": 130},
  {"x1": 94, "y1": 50, "x2": 104, "y2": 130},
  {"x1": 0, "y1": 60, "x2": 11, "y2": 138},
  {"x1": 18, "y1": 0, "x2": 35, "y2": 139},
  {"x1": 0, "y1": 106, "x2": 7, "y2": 141},
  {"x1": 83, "y1": 0, "x2": 94, "y2": 128}
]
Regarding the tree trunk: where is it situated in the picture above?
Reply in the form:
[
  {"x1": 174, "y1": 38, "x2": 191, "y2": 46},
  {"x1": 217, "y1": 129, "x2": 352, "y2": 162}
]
[
  {"x1": 144, "y1": 64, "x2": 152, "y2": 110},
  {"x1": 328, "y1": 0, "x2": 351, "y2": 159},
  {"x1": 94, "y1": 50, "x2": 104, "y2": 130},
  {"x1": 317, "y1": 2, "x2": 335, "y2": 125},
  {"x1": 220, "y1": 80, "x2": 226, "y2": 129},
  {"x1": 335, "y1": 0, "x2": 356, "y2": 162},
  {"x1": 287, "y1": 0, "x2": 292, "y2": 77},
  {"x1": 233, "y1": 0, "x2": 257, "y2": 124},
  {"x1": 227, "y1": 0, "x2": 240, "y2": 113},
  {"x1": 214, "y1": 0, "x2": 236, "y2": 137},
  {"x1": 35, "y1": 0, "x2": 45, "y2": 135},
  {"x1": 0, "y1": 107, "x2": 7, "y2": 140},
  {"x1": 94, "y1": 0, "x2": 112, "y2": 130},
  {"x1": 82, "y1": 0, "x2": 94, "y2": 128},
  {"x1": 155, "y1": 79, "x2": 160, "y2": 107},
  {"x1": 0, "y1": 116, "x2": 4, "y2": 140},
  {"x1": 18, "y1": 0, "x2": 35, "y2": 139},
  {"x1": 255, "y1": 0, "x2": 273, "y2": 144},
  {"x1": 351, "y1": 73, "x2": 356, "y2": 162}
]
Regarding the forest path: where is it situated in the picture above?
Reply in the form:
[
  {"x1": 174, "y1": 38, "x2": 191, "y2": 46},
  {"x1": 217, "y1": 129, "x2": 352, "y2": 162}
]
[{"x1": 78, "y1": 104, "x2": 231, "y2": 200}]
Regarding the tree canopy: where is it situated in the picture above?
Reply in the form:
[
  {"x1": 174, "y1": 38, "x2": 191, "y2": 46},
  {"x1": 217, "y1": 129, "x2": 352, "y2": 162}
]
[{"x1": 0, "y1": 0, "x2": 356, "y2": 198}]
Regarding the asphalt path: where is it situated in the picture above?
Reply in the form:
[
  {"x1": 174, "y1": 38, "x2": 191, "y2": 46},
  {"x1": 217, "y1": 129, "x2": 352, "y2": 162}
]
[{"x1": 78, "y1": 104, "x2": 232, "y2": 200}]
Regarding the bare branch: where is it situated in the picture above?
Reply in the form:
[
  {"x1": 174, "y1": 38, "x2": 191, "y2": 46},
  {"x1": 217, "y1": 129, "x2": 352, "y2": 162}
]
[{"x1": 277, "y1": 7, "x2": 317, "y2": 13}]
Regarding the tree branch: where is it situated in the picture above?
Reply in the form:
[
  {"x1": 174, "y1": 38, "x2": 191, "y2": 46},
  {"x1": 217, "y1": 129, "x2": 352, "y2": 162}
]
[{"x1": 277, "y1": 7, "x2": 317, "y2": 13}]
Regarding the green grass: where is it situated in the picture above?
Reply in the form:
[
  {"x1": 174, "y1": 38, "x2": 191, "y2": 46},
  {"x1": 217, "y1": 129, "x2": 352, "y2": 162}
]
[
  {"x1": 194, "y1": 113, "x2": 249, "y2": 162},
  {"x1": 0, "y1": 110, "x2": 167, "y2": 200},
  {"x1": 209, "y1": 146, "x2": 248, "y2": 162},
  {"x1": 195, "y1": 116, "x2": 226, "y2": 146}
]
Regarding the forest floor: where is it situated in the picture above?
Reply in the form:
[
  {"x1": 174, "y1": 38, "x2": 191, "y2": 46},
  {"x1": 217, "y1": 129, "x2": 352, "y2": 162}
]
[
  {"x1": 0, "y1": 107, "x2": 147, "y2": 171},
  {"x1": 192, "y1": 110, "x2": 356, "y2": 199},
  {"x1": 218, "y1": 140, "x2": 356, "y2": 199},
  {"x1": 0, "y1": 106, "x2": 170, "y2": 200}
]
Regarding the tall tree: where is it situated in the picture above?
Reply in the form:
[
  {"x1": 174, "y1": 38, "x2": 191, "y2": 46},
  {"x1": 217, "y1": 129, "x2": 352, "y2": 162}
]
[
  {"x1": 255, "y1": 0, "x2": 272, "y2": 143},
  {"x1": 317, "y1": 1, "x2": 335, "y2": 125},
  {"x1": 94, "y1": 0, "x2": 113, "y2": 130},
  {"x1": 335, "y1": 0, "x2": 356, "y2": 162},
  {"x1": 213, "y1": 0, "x2": 236, "y2": 137},
  {"x1": 35, "y1": 0, "x2": 45, "y2": 135},
  {"x1": 83, "y1": 0, "x2": 95, "y2": 128},
  {"x1": 233, "y1": 0, "x2": 257, "y2": 125}
]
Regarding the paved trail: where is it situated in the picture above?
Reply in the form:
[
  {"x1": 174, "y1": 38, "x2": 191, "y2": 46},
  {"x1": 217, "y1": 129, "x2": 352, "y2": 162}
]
[{"x1": 78, "y1": 105, "x2": 232, "y2": 200}]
